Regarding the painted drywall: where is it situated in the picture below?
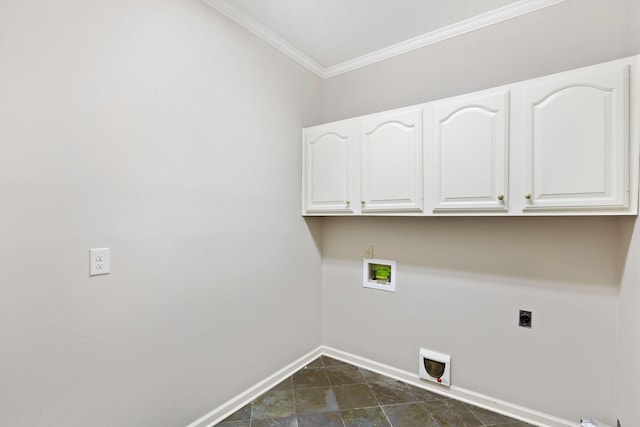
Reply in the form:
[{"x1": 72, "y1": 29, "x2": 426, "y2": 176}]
[
  {"x1": 322, "y1": 217, "x2": 620, "y2": 423},
  {"x1": 614, "y1": 4, "x2": 640, "y2": 424},
  {"x1": 615, "y1": 218, "x2": 640, "y2": 427},
  {"x1": 323, "y1": 0, "x2": 639, "y2": 122},
  {"x1": 0, "y1": 1, "x2": 323, "y2": 426},
  {"x1": 632, "y1": 0, "x2": 640, "y2": 54},
  {"x1": 321, "y1": 0, "x2": 640, "y2": 424}
]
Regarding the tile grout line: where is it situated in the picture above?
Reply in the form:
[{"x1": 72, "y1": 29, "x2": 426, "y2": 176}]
[
  {"x1": 360, "y1": 367, "x2": 395, "y2": 427},
  {"x1": 327, "y1": 357, "x2": 381, "y2": 426},
  {"x1": 325, "y1": 362, "x2": 347, "y2": 427},
  {"x1": 292, "y1": 368, "x2": 298, "y2": 426},
  {"x1": 322, "y1": 356, "x2": 347, "y2": 427}
]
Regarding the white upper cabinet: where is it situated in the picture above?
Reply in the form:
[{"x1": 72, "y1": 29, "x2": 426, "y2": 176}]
[
  {"x1": 432, "y1": 89, "x2": 509, "y2": 212},
  {"x1": 360, "y1": 107, "x2": 423, "y2": 212},
  {"x1": 301, "y1": 55, "x2": 639, "y2": 216},
  {"x1": 302, "y1": 120, "x2": 354, "y2": 214},
  {"x1": 521, "y1": 61, "x2": 631, "y2": 212}
]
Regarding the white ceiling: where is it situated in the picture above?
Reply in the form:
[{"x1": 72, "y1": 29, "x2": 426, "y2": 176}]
[{"x1": 204, "y1": 0, "x2": 566, "y2": 78}]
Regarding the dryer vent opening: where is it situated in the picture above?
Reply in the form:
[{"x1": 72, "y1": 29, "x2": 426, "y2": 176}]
[
  {"x1": 423, "y1": 359, "x2": 446, "y2": 378},
  {"x1": 419, "y1": 349, "x2": 451, "y2": 386}
]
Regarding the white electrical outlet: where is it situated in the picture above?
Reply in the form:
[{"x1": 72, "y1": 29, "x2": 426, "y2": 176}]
[{"x1": 90, "y1": 248, "x2": 110, "y2": 276}]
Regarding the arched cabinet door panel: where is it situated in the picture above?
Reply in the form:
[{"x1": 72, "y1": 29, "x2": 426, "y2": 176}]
[
  {"x1": 360, "y1": 108, "x2": 423, "y2": 213},
  {"x1": 303, "y1": 120, "x2": 355, "y2": 214},
  {"x1": 301, "y1": 55, "x2": 638, "y2": 217},
  {"x1": 432, "y1": 89, "x2": 509, "y2": 212},
  {"x1": 522, "y1": 63, "x2": 630, "y2": 212}
]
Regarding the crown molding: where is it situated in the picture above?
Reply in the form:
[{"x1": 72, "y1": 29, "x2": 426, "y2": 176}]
[
  {"x1": 204, "y1": 0, "x2": 567, "y2": 80},
  {"x1": 202, "y1": 0, "x2": 325, "y2": 78},
  {"x1": 323, "y1": 0, "x2": 567, "y2": 78}
]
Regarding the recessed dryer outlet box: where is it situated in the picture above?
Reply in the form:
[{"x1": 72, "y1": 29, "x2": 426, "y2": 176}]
[{"x1": 419, "y1": 349, "x2": 451, "y2": 386}]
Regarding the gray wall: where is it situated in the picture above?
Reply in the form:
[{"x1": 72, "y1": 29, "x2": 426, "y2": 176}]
[
  {"x1": 615, "y1": 5, "x2": 640, "y2": 424},
  {"x1": 322, "y1": 217, "x2": 621, "y2": 423},
  {"x1": 0, "y1": 1, "x2": 323, "y2": 426},
  {"x1": 616, "y1": 217, "x2": 640, "y2": 427},
  {"x1": 632, "y1": 0, "x2": 640, "y2": 53},
  {"x1": 323, "y1": 0, "x2": 637, "y2": 122},
  {"x1": 321, "y1": 0, "x2": 640, "y2": 424},
  {"x1": 1, "y1": 1, "x2": 639, "y2": 426}
]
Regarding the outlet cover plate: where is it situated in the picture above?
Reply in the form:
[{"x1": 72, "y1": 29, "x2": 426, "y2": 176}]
[{"x1": 90, "y1": 248, "x2": 110, "y2": 276}]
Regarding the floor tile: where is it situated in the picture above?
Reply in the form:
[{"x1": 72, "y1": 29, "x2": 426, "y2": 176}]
[
  {"x1": 333, "y1": 383, "x2": 379, "y2": 410},
  {"x1": 271, "y1": 377, "x2": 294, "y2": 392},
  {"x1": 220, "y1": 404, "x2": 252, "y2": 422},
  {"x1": 292, "y1": 367, "x2": 331, "y2": 389},
  {"x1": 464, "y1": 403, "x2": 524, "y2": 425},
  {"x1": 252, "y1": 415, "x2": 298, "y2": 427},
  {"x1": 322, "y1": 355, "x2": 349, "y2": 366},
  {"x1": 252, "y1": 389, "x2": 295, "y2": 419},
  {"x1": 407, "y1": 384, "x2": 449, "y2": 402},
  {"x1": 212, "y1": 357, "x2": 537, "y2": 427},
  {"x1": 305, "y1": 357, "x2": 324, "y2": 368},
  {"x1": 360, "y1": 368, "x2": 395, "y2": 384},
  {"x1": 215, "y1": 421, "x2": 250, "y2": 427},
  {"x1": 382, "y1": 402, "x2": 435, "y2": 426},
  {"x1": 327, "y1": 365, "x2": 367, "y2": 386},
  {"x1": 369, "y1": 380, "x2": 417, "y2": 406},
  {"x1": 297, "y1": 411, "x2": 344, "y2": 427},
  {"x1": 342, "y1": 407, "x2": 391, "y2": 427},
  {"x1": 423, "y1": 399, "x2": 483, "y2": 427},
  {"x1": 493, "y1": 423, "x2": 538, "y2": 427},
  {"x1": 295, "y1": 387, "x2": 339, "y2": 414}
]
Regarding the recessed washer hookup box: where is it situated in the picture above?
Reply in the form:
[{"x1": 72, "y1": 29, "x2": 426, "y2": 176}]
[{"x1": 363, "y1": 258, "x2": 396, "y2": 292}]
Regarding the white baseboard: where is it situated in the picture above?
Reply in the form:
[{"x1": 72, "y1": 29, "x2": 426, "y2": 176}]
[
  {"x1": 185, "y1": 345, "x2": 579, "y2": 427},
  {"x1": 185, "y1": 346, "x2": 323, "y2": 427},
  {"x1": 321, "y1": 346, "x2": 580, "y2": 427}
]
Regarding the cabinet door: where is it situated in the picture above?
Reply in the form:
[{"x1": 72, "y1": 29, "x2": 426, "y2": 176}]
[
  {"x1": 302, "y1": 120, "x2": 354, "y2": 214},
  {"x1": 432, "y1": 89, "x2": 509, "y2": 212},
  {"x1": 522, "y1": 62, "x2": 630, "y2": 211},
  {"x1": 360, "y1": 108, "x2": 423, "y2": 212}
]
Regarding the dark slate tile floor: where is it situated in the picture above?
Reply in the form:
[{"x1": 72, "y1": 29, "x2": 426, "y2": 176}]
[{"x1": 215, "y1": 355, "x2": 535, "y2": 427}]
